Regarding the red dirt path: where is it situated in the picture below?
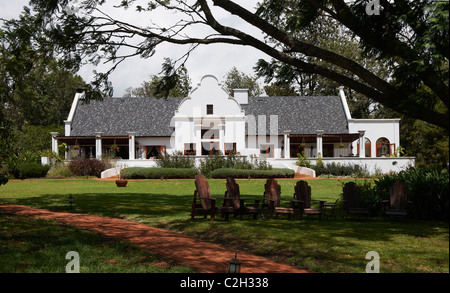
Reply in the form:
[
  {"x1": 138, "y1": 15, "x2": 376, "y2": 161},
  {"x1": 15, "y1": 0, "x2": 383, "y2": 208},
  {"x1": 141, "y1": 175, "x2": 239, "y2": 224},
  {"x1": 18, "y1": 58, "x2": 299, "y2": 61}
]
[{"x1": 0, "y1": 204, "x2": 310, "y2": 273}]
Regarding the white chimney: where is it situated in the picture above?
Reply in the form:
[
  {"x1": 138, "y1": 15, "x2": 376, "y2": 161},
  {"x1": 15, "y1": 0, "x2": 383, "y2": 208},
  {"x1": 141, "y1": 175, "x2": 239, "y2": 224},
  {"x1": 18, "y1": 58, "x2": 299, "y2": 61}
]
[{"x1": 233, "y1": 89, "x2": 248, "y2": 105}]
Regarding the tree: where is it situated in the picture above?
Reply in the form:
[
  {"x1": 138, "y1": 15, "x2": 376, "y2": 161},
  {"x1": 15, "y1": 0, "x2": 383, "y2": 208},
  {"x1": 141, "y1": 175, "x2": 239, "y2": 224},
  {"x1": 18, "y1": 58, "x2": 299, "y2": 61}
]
[
  {"x1": 223, "y1": 67, "x2": 263, "y2": 97},
  {"x1": 10, "y1": 0, "x2": 449, "y2": 131},
  {"x1": 253, "y1": 14, "x2": 392, "y2": 118},
  {"x1": 1, "y1": 13, "x2": 87, "y2": 163},
  {"x1": 123, "y1": 65, "x2": 192, "y2": 98}
]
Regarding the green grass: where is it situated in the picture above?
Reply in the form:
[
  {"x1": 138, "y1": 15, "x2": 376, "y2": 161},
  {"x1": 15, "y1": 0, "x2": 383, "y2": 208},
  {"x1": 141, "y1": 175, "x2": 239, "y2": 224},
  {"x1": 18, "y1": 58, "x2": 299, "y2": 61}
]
[
  {"x1": 0, "y1": 178, "x2": 448, "y2": 273},
  {"x1": 0, "y1": 214, "x2": 194, "y2": 273}
]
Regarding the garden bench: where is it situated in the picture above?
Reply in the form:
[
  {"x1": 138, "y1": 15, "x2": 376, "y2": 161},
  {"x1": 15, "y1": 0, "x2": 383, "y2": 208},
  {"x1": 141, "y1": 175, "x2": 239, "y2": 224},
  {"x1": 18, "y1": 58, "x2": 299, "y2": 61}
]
[
  {"x1": 293, "y1": 180, "x2": 326, "y2": 220},
  {"x1": 342, "y1": 182, "x2": 369, "y2": 220},
  {"x1": 224, "y1": 177, "x2": 262, "y2": 220},
  {"x1": 383, "y1": 181, "x2": 413, "y2": 219},
  {"x1": 191, "y1": 174, "x2": 234, "y2": 221}
]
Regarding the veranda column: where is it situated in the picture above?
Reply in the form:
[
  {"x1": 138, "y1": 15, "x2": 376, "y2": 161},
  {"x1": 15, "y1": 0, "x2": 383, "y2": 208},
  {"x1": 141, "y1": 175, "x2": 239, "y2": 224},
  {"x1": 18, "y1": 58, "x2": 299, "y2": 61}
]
[
  {"x1": 219, "y1": 124, "x2": 225, "y2": 155},
  {"x1": 50, "y1": 132, "x2": 59, "y2": 156},
  {"x1": 128, "y1": 132, "x2": 136, "y2": 160},
  {"x1": 195, "y1": 124, "x2": 202, "y2": 156},
  {"x1": 95, "y1": 132, "x2": 102, "y2": 160},
  {"x1": 283, "y1": 130, "x2": 291, "y2": 158},
  {"x1": 358, "y1": 130, "x2": 366, "y2": 158},
  {"x1": 316, "y1": 130, "x2": 324, "y2": 158}
]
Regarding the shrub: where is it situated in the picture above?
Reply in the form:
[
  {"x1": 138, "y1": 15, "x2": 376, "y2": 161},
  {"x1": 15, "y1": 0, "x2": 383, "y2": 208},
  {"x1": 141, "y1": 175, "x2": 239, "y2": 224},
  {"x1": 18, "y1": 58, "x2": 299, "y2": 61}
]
[
  {"x1": 0, "y1": 163, "x2": 9, "y2": 186},
  {"x1": 312, "y1": 162, "x2": 370, "y2": 178},
  {"x1": 156, "y1": 151, "x2": 196, "y2": 168},
  {"x1": 296, "y1": 150, "x2": 311, "y2": 168},
  {"x1": 68, "y1": 158, "x2": 106, "y2": 178},
  {"x1": 199, "y1": 153, "x2": 272, "y2": 177},
  {"x1": 14, "y1": 162, "x2": 51, "y2": 179},
  {"x1": 210, "y1": 168, "x2": 295, "y2": 179},
  {"x1": 46, "y1": 163, "x2": 73, "y2": 178},
  {"x1": 120, "y1": 167, "x2": 199, "y2": 179},
  {"x1": 374, "y1": 167, "x2": 449, "y2": 221}
]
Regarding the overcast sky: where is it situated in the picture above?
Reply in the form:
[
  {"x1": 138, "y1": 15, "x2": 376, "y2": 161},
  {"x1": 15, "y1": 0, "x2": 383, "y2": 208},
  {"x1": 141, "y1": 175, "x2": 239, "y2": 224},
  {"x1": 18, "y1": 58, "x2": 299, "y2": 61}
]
[{"x1": 0, "y1": 0, "x2": 271, "y2": 97}]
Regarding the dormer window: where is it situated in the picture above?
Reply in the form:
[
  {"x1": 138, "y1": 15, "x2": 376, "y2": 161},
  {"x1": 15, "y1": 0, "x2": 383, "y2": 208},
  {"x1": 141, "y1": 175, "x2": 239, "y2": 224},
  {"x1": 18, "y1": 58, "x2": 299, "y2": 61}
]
[{"x1": 206, "y1": 104, "x2": 213, "y2": 115}]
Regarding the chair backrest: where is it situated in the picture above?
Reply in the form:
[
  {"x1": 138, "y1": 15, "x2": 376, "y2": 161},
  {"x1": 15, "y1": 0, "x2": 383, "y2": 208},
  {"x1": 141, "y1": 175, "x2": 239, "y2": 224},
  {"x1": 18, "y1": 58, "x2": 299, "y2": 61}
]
[
  {"x1": 265, "y1": 178, "x2": 281, "y2": 207},
  {"x1": 226, "y1": 177, "x2": 241, "y2": 209},
  {"x1": 342, "y1": 182, "x2": 361, "y2": 209},
  {"x1": 195, "y1": 174, "x2": 211, "y2": 210},
  {"x1": 294, "y1": 180, "x2": 311, "y2": 208},
  {"x1": 389, "y1": 181, "x2": 409, "y2": 210}
]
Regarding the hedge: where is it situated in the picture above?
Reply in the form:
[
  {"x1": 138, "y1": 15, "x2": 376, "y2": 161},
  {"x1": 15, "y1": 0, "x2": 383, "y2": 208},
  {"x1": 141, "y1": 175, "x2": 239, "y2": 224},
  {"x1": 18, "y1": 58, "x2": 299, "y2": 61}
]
[
  {"x1": 120, "y1": 167, "x2": 199, "y2": 179},
  {"x1": 210, "y1": 168, "x2": 295, "y2": 179},
  {"x1": 13, "y1": 162, "x2": 51, "y2": 179}
]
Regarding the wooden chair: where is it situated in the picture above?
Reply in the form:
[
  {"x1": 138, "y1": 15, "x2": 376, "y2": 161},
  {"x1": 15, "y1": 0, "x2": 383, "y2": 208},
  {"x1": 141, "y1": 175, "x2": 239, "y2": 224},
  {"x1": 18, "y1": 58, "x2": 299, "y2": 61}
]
[
  {"x1": 384, "y1": 181, "x2": 412, "y2": 219},
  {"x1": 191, "y1": 174, "x2": 234, "y2": 221},
  {"x1": 225, "y1": 177, "x2": 261, "y2": 220},
  {"x1": 293, "y1": 180, "x2": 325, "y2": 220},
  {"x1": 342, "y1": 182, "x2": 369, "y2": 219},
  {"x1": 263, "y1": 178, "x2": 297, "y2": 219}
]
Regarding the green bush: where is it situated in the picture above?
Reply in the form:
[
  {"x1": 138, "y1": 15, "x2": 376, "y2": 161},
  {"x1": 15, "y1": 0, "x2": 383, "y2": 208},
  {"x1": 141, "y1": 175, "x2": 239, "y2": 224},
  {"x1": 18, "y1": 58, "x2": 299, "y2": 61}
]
[
  {"x1": 296, "y1": 150, "x2": 311, "y2": 168},
  {"x1": 13, "y1": 162, "x2": 51, "y2": 179},
  {"x1": 199, "y1": 153, "x2": 272, "y2": 178},
  {"x1": 0, "y1": 163, "x2": 9, "y2": 186},
  {"x1": 156, "y1": 151, "x2": 196, "y2": 168},
  {"x1": 210, "y1": 168, "x2": 295, "y2": 179},
  {"x1": 46, "y1": 163, "x2": 73, "y2": 178},
  {"x1": 312, "y1": 162, "x2": 370, "y2": 178},
  {"x1": 374, "y1": 167, "x2": 449, "y2": 221},
  {"x1": 120, "y1": 167, "x2": 199, "y2": 179}
]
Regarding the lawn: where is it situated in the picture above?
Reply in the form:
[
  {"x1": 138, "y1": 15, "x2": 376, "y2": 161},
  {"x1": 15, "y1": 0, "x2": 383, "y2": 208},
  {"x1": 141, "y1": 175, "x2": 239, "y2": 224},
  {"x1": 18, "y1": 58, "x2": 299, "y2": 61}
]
[{"x1": 0, "y1": 178, "x2": 448, "y2": 273}]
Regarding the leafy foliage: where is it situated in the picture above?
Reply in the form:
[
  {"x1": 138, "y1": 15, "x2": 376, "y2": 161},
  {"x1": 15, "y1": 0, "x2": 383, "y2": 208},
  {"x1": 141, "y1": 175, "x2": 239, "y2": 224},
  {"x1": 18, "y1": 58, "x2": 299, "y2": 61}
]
[
  {"x1": 373, "y1": 167, "x2": 449, "y2": 221},
  {"x1": 4, "y1": 0, "x2": 448, "y2": 131},
  {"x1": 120, "y1": 167, "x2": 199, "y2": 179},
  {"x1": 210, "y1": 168, "x2": 294, "y2": 179},
  {"x1": 156, "y1": 151, "x2": 196, "y2": 169},
  {"x1": 68, "y1": 158, "x2": 106, "y2": 178},
  {"x1": 9, "y1": 161, "x2": 50, "y2": 179}
]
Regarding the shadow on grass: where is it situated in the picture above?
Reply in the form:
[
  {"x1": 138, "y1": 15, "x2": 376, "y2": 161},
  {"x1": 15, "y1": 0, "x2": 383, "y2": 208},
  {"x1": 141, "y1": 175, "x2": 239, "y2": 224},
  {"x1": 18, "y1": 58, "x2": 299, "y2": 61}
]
[{"x1": 2, "y1": 190, "x2": 448, "y2": 273}]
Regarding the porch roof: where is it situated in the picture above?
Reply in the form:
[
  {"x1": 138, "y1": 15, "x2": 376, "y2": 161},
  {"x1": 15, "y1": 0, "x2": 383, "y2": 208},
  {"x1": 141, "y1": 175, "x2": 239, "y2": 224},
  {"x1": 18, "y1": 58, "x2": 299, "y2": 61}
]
[
  {"x1": 55, "y1": 136, "x2": 130, "y2": 145},
  {"x1": 289, "y1": 133, "x2": 360, "y2": 143}
]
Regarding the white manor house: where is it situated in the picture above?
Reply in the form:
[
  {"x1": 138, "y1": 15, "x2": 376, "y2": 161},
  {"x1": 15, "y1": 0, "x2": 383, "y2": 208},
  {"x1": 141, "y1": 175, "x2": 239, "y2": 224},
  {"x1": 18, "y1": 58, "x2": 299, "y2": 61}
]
[{"x1": 47, "y1": 75, "x2": 414, "y2": 177}]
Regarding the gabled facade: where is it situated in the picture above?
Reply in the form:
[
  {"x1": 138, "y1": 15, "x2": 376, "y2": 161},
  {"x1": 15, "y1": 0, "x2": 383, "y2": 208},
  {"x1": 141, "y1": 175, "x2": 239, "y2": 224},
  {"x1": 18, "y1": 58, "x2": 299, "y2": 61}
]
[{"x1": 49, "y1": 75, "x2": 414, "y2": 176}]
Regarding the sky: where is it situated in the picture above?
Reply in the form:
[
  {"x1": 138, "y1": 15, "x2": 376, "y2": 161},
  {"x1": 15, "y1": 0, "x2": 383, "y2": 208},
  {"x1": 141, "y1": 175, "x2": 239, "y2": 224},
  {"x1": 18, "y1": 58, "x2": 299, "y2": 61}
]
[{"x1": 0, "y1": 0, "x2": 271, "y2": 97}]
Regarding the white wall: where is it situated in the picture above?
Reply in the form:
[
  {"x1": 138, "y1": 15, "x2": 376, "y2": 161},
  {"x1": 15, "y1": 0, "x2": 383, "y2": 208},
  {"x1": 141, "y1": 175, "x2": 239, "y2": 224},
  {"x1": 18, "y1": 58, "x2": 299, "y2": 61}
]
[
  {"x1": 348, "y1": 119, "x2": 401, "y2": 157},
  {"x1": 173, "y1": 75, "x2": 247, "y2": 155},
  {"x1": 267, "y1": 157, "x2": 415, "y2": 176}
]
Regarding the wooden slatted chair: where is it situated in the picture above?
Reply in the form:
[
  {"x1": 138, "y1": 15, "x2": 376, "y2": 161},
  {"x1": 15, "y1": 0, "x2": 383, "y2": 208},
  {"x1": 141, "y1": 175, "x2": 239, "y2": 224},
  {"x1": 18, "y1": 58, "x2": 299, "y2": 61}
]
[
  {"x1": 293, "y1": 180, "x2": 325, "y2": 220},
  {"x1": 384, "y1": 181, "x2": 412, "y2": 219},
  {"x1": 191, "y1": 174, "x2": 234, "y2": 221},
  {"x1": 263, "y1": 178, "x2": 296, "y2": 219},
  {"x1": 342, "y1": 182, "x2": 369, "y2": 219},
  {"x1": 225, "y1": 177, "x2": 261, "y2": 220}
]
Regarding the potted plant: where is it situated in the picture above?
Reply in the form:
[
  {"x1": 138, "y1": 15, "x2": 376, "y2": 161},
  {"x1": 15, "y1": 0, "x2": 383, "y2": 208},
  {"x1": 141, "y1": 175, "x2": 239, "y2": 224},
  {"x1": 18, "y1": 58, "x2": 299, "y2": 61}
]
[{"x1": 115, "y1": 177, "x2": 128, "y2": 187}]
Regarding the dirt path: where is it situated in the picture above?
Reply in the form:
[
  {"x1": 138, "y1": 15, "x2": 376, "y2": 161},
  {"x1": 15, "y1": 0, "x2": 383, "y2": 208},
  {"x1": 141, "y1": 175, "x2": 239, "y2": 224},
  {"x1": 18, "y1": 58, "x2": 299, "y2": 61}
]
[{"x1": 0, "y1": 204, "x2": 310, "y2": 273}]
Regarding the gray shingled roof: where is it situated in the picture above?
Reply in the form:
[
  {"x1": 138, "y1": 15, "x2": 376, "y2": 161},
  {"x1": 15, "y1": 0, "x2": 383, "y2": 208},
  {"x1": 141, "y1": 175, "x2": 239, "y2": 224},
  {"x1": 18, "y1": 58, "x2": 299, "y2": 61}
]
[
  {"x1": 244, "y1": 96, "x2": 349, "y2": 135},
  {"x1": 69, "y1": 95, "x2": 349, "y2": 137},
  {"x1": 70, "y1": 97, "x2": 183, "y2": 137}
]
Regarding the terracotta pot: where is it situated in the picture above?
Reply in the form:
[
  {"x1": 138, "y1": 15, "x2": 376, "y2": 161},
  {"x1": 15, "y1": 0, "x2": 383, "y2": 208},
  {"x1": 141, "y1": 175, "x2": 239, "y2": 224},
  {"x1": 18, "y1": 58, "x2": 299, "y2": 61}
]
[{"x1": 115, "y1": 179, "x2": 128, "y2": 187}]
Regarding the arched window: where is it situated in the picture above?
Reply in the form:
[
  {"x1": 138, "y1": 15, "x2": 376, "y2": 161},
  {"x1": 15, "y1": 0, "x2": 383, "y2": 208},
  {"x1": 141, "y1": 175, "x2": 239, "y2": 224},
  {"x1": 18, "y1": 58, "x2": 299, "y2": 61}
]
[
  {"x1": 357, "y1": 138, "x2": 372, "y2": 157},
  {"x1": 376, "y1": 137, "x2": 394, "y2": 157}
]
